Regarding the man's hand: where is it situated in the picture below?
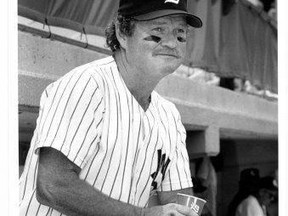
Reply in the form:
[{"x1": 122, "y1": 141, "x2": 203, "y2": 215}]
[{"x1": 143, "y1": 203, "x2": 198, "y2": 216}]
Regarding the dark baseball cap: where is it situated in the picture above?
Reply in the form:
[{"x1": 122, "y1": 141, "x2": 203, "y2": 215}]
[
  {"x1": 240, "y1": 168, "x2": 260, "y2": 184},
  {"x1": 118, "y1": 0, "x2": 202, "y2": 28}
]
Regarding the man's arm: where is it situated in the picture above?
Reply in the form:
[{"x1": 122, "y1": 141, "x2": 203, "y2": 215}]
[
  {"x1": 36, "y1": 147, "x2": 196, "y2": 216},
  {"x1": 36, "y1": 147, "x2": 143, "y2": 216}
]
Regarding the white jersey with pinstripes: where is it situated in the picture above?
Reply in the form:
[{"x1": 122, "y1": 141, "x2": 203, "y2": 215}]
[{"x1": 19, "y1": 56, "x2": 193, "y2": 216}]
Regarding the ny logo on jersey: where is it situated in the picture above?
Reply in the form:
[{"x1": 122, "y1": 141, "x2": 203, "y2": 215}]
[
  {"x1": 151, "y1": 149, "x2": 171, "y2": 190},
  {"x1": 164, "y1": 0, "x2": 180, "y2": 4}
]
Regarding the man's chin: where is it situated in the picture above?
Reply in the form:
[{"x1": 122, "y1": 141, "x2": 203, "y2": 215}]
[
  {"x1": 160, "y1": 64, "x2": 180, "y2": 75},
  {"x1": 151, "y1": 57, "x2": 182, "y2": 76},
  {"x1": 159, "y1": 58, "x2": 181, "y2": 68},
  {"x1": 167, "y1": 61, "x2": 182, "y2": 71}
]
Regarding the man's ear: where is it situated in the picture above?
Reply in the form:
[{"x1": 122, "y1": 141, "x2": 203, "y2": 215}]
[{"x1": 115, "y1": 24, "x2": 127, "y2": 50}]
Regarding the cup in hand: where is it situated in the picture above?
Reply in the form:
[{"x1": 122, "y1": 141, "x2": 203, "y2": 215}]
[{"x1": 176, "y1": 193, "x2": 206, "y2": 215}]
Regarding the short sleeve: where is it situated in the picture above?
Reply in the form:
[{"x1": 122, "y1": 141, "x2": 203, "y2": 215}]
[
  {"x1": 236, "y1": 196, "x2": 264, "y2": 216},
  {"x1": 35, "y1": 69, "x2": 104, "y2": 169},
  {"x1": 159, "y1": 109, "x2": 193, "y2": 191}
]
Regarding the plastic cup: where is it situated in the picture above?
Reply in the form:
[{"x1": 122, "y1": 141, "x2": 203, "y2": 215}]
[{"x1": 176, "y1": 193, "x2": 206, "y2": 215}]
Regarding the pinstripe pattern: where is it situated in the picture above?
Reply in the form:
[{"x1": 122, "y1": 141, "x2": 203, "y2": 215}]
[{"x1": 19, "y1": 56, "x2": 192, "y2": 215}]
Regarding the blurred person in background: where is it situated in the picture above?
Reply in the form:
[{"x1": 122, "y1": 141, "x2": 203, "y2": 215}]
[
  {"x1": 226, "y1": 168, "x2": 261, "y2": 216},
  {"x1": 235, "y1": 176, "x2": 278, "y2": 216}
]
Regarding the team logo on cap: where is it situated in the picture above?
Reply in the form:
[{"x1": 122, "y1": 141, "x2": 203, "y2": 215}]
[{"x1": 164, "y1": 0, "x2": 180, "y2": 4}]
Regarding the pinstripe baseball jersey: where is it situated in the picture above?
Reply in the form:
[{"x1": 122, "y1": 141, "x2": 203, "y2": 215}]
[{"x1": 19, "y1": 56, "x2": 193, "y2": 215}]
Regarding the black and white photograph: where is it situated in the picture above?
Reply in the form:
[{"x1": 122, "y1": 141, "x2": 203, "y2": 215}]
[{"x1": 1, "y1": 0, "x2": 287, "y2": 215}]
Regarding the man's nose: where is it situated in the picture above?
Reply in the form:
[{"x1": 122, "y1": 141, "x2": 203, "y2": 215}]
[{"x1": 160, "y1": 34, "x2": 178, "y2": 49}]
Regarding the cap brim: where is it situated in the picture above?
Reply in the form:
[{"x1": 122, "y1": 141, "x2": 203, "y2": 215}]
[{"x1": 133, "y1": 9, "x2": 202, "y2": 28}]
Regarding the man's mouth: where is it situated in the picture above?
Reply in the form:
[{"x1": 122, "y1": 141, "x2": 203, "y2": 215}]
[{"x1": 153, "y1": 53, "x2": 180, "y2": 59}]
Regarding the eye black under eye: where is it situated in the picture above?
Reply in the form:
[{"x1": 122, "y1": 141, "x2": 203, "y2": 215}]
[
  {"x1": 177, "y1": 36, "x2": 186, "y2": 43},
  {"x1": 144, "y1": 35, "x2": 162, "y2": 43}
]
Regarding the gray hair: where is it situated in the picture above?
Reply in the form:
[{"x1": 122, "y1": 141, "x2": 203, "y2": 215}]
[{"x1": 105, "y1": 15, "x2": 136, "y2": 52}]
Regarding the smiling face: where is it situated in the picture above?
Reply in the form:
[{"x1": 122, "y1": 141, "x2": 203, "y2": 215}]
[{"x1": 118, "y1": 15, "x2": 188, "y2": 80}]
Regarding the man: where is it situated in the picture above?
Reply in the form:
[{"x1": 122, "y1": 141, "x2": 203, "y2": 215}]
[
  {"x1": 19, "y1": 0, "x2": 203, "y2": 215},
  {"x1": 227, "y1": 168, "x2": 261, "y2": 216},
  {"x1": 235, "y1": 176, "x2": 278, "y2": 216}
]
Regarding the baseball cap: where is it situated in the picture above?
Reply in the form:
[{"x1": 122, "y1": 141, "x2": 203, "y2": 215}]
[
  {"x1": 118, "y1": 0, "x2": 202, "y2": 28},
  {"x1": 239, "y1": 168, "x2": 260, "y2": 184}
]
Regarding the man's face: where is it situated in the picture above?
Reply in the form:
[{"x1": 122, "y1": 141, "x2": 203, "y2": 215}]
[
  {"x1": 123, "y1": 15, "x2": 188, "y2": 79},
  {"x1": 260, "y1": 189, "x2": 278, "y2": 206}
]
